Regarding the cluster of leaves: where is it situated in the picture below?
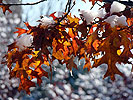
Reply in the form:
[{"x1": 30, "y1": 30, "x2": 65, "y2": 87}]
[{"x1": 1, "y1": 0, "x2": 133, "y2": 94}]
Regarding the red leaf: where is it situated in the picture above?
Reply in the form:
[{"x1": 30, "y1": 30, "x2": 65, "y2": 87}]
[
  {"x1": 14, "y1": 27, "x2": 27, "y2": 36},
  {"x1": 0, "y1": 5, "x2": 12, "y2": 14},
  {"x1": 49, "y1": 12, "x2": 57, "y2": 20},
  {"x1": 24, "y1": 22, "x2": 33, "y2": 30}
]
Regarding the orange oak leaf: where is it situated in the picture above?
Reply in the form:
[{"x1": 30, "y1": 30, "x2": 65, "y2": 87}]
[
  {"x1": 92, "y1": 39, "x2": 100, "y2": 51},
  {"x1": 66, "y1": 56, "x2": 78, "y2": 71},
  {"x1": 52, "y1": 38, "x2": 64, "y2": 60},
  {"x1": 68, "y1": 28, "x2": 75, "y2": 38},
  {"x1": 67, "y1": 14, "x2": 80, "y2": 27},
  {"x1": 35, "y1": 67, "x2": 48, "y2": 86},
  {"x1": 85, "y1": 29, "x2": 98, "y2": 53},
  {"x1": 127, "y1": 18, "x2": 133, "y2": 26},
  {"x1": 0, "y1": 0, "x2": 12, "y2": 14},
  {"x1": 14, "y1": 28, "x2": 28, "y2": 37},
  {"x1": 78, "y1": 21, "x2": 88, "y2": 37},
  {"x1": 93, "y1": 34, "x2": 125, "y2": 81},
  {"x1": 0, "y1": 5, "x2": 12, "y2": 14},
  {"x1": 18, "y1": 73, "x2": 36, "y2": 95},
  {"x1": 83, "y1": 57, "x2": 92, "y2": 71},
  {"x1": 72, "y1": 39, "x2": 78, "y2": 55}
]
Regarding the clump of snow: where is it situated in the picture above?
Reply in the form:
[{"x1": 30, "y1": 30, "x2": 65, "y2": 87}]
[
  {"x1": 116, "y1": 15, "x2": 128, "y2": 26},
  {"x1": 105, "y1": 15, "x2": 119, "y2": 27},
  {"x1": 80, "y1": 8, "x2": 106, "y2": 25},
  {"x1": 37, "y1": 16, "x2": 55, "y2": 27},
  {"x1": 97, "y1": 8, "x2": 106, "y2": 18},
  {"x1": 80, "y1": 10, "x2": 97, "y2": 24},
  {"x1": 16, "y1": 34, "x2": 33, "y2": 50},
  {"x1": 57, "y1": 12, "x2": 64, "y2": 17},
  {"x1": 105, "y1": 15, "x2": 127, "y2": 27},
  {"x1": 110, "y1": 1, "x2": 126, "y2": 14}
]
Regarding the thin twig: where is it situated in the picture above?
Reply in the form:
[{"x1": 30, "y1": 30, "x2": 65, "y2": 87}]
[
  {"x1": 56, "y1": 0, "x2": 75, "y2": 25},
  {"x1": 96, "y1": 2, "x2": 102, "y2": 7},
  {"x1": 0, "y1": 0, "x2": 47, "y2": 6},
  {"x1": 90, "y1": 1, "x2": 97, "y2": 10},
  {"x1": 65, "y1": 0, "x2": 70, "y2": 12}
]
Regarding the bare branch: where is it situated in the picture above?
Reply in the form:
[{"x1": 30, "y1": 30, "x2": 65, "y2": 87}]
[{"x1": 0, "y1": 0, "x2": 47, "y2": 6}]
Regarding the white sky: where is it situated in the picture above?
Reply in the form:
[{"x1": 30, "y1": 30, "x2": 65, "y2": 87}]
[{"x1": 22, "y1": 0, "x2": 101, "y2": 25}]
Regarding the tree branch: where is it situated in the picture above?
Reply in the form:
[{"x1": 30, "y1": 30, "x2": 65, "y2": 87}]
[
  {"x1": 0, "y1": 0, "x2": 47, "y2": 6},
  {"x1": 103, "y1": 0, "x2": 133, "y2": 6},
  {"x1": 56, "y1": 0, "x2": 75, "y2": 25}
]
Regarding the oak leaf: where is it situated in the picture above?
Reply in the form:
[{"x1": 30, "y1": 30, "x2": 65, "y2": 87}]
[
  {"x1": 66, "y1": 56, "x2": 78, "y2": 71},
  {"x1": 0, "y1": 4, "x2": 12, "y2": 14}
]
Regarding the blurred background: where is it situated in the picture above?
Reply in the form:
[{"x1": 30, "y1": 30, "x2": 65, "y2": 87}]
[{"x1": 0, "y1": 0, "x2": 132, "y2": 100}]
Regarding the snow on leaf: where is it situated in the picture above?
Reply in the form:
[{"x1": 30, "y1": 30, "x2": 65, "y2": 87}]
[
  {"x1": 80, "y1": 10, "x2": 97, "y2": 25},
  {"x1": 16, "y1": 34, "x2": 33, "y2": 50},
  {"x1": 37, "y1": 16, "x2": 54, "y2": 28},
  {"x1": 105, "y1": 15, "x2": 128, "y2": 27},
  {"x1": 110, "y1": 1, "x2": 126, "y2": 14},
  {"x1": 116, "y1": 15, "x2": 128, "y2": 26}
]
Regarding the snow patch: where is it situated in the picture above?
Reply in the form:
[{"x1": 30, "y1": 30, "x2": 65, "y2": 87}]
[
  {"x1": 38, "y1": 16, "x2": 55, "y2": 27},
  {"x1": 80, "y1": 8, "x2": 106, "y2": 25},
  {"x1": 16, "y1": 34, "x2": 33, "y2": 50},
  {"x1": 110, "y1": 1, "x2": 126, "y2": 14},
  {"x1": 80, "y1": 10, "x2": 97, "y2": 24},
  {"x1": 105, "y1": 15, "x2": 127, "y2": 27}
]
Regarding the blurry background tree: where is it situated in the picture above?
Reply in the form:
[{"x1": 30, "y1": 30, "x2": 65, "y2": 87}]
[
  {"x1": 0, "y1": 0, "x2": 133, "y2": 100},
  {"x1": 0, "y1": 0, "x2": 22, "y2": 99}
]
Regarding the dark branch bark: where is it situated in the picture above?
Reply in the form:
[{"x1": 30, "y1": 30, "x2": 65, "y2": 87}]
[
  {"x1": 0, "y1": 0, "x2": 47, "y2": 6},
  {"x1": 103, "y1": 0, "x2": 133, "y2": 6}
]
